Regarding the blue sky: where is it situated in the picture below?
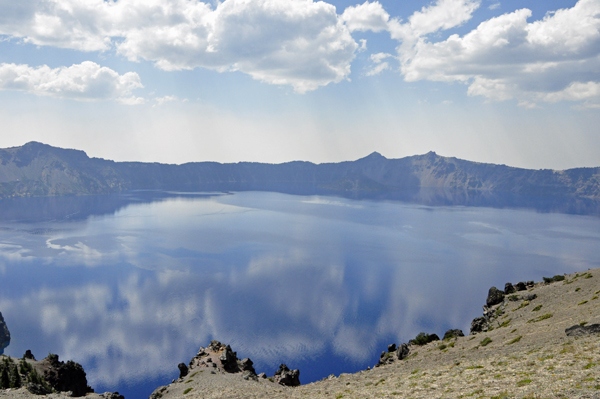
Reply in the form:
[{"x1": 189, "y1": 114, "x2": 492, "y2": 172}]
[{"x1": 0, "y1": 0, "x2": 598, "y2": 169}]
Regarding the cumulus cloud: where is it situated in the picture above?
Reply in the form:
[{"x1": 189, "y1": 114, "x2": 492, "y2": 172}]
[
  {"x1": 394, "y1": 0, "x2": 600, "y2": 106},
  {"x1": 0, "y1": 0, "x2": 358, "y2": 93},
  {"x1": 366, "y1": 52, "x2": 393, "y2": 76},
  {"x1": 340, "y1": 1, "x2": 390, "y2": 33},
  {"x1": 0, "y1": 61, "x2": 143, "y2": 103}
]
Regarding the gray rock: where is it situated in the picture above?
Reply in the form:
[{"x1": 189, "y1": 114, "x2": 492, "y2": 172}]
[
  {"x1": 522, "y1": 293, "x2": 537, "y2": 301},
  {"x1": 504, "y1": 283, "x2": 515, "y2": 294},
  {"x1": 24, "y1": 349, "x2": 36, "y2": 360},
  {"x1": 238, "y1": 358, "x2": 256, "y2": 374},
  {"x1": 486, "y1": 287, "x2": 505, "y2": 307},
  {"x1": 396, "y1": 343, "x2": 410, "y2": 360},
  {"x1": 27, "y1": 382, "x2": 52, "y2": 395},
  {"x1": 274, "y1": 364, "x2": 300, "y2": 387},
  {"x1": 219, "y1": 345, "x2": 238, "y2": 372},
  {"x1": 387, "y1": 343, "x2": 396, "y2": 352},
  {"x1": 515, "y1": 282, "x2": 527, "y2": 291},
  {"x1": 565, "y1": 324, "x2": 600, "y2": 336},
  {"x1": 100, "y1": 392, "x2": 125, "y2": 399},
  {"x1": 443, "y1": 329, "x2": 464, "y2": 340},
  {"x1": 526, "y1": 281, "x2": 534, "y2": 288},
  {"x1": 178, "y1": 363, "x2": 188, "y2": 378},
  {"x1": 242, "y1": 370, "x2": 258, "y2": 381},
  {"x1": 257, "y1": 373, "x2": 267, "y2": 379},
  {"x1": 470, "y1": 317, "x2": 488, "y2": 334},
  {"x1": 149, "y1": 386, "x2": 167, "y2": 399}
]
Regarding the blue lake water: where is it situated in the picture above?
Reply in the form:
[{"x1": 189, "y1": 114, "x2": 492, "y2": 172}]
[{"x1": 0, "y1": 190, "x2": 599, "y2": 398}]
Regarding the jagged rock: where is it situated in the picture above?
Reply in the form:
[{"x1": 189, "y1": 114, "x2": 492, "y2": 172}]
[
  {"x1": 515, "y1": 282, "x2": 527, "y2": 291},
  {"x1": 565, "y1": 324, "x2": 600, "y2": 336},
  {"x1": 257, "y1": 373, "x2": 267, "y2": 379},
  {"x1": 208, "y1": 340, "x2": 225, "y2": 352},
  {"x1": 41, "y1": 353, "x2": 92, "y2": 397},
  {"x1": 178, "y1": 363, "x2": 188, "y2": 379},
  {"x1": 378, "y1": 350, "x2": 395, "y2": 366},
  {"x1": 504, "y1": 283, "x2": 515, "y2": 294},
  {"x1": 219, "y1": 345, "x2": 239, "y2": 372},
  {"x1": 443, "y1": 329, "x2": 464, "y2": 340},
  {"x1": 470, "y1": 317, "x2": 488, "y2": 334},
  {"x1": 238, "y1": 358, "x2": 256, "y2": 374},
  {"x1": 486, "y1": 287, "x2": 505, "y2": 307},
  {"x1": 396, "y1": 343, "x2": 410, "y2": 360},
  {"x1": 24, "y1": 349, "x2": 36, "y2": 360},
  {"x1": 0, "y1": 312, "x2": 10, "y2": 354},
  {"x1": 522, "y1": 293, "x2": 537, "y2": 301},
  {"x1": 387, "y1": 343, "x2": 396, "y2": 352},
  {"x1": 100, "y1": 392, "x2": 125, "y2": 399},
  {"x1": 242, "y1": 370, "x2": 258, "y2": 381},
  {"x1": 26, "y1": 382, "x2": 53, "y2": 395},
  {"x1": 274, "y1": 364, "x2": 300, "y2": 387},
  {"x1": 526, "y1": 281, "x2": 534, "y2": 288}
]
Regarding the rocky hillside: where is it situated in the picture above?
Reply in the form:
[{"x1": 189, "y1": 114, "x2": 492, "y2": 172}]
[
  {"x1": 0, "y1": 142, "x2": 599, "y2": 200},
  {"x1": 149, "y1": 268, "x2": 600, "y2": 399}
]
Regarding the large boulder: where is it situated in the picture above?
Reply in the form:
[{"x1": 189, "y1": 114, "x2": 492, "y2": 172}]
[
  {"x1": 178, "y1": 363, "x2": 188, "y2": 379},
  {"x1": 409, "y1": 332, "x2": 440, "y2": 346},
  {"x1": 565, "y1": 324, "x2": 600, "y2": 337},
  {"x1": 486, "y1": 287, "x2": 505, "y2": 307},
  {"x1": 219, "y1": 345, "x2": 239, "y2": 372},
  {"x1": 514, "y1": 282, "x2": 527, "y2": 291},
  {"x1": 41, "y1": 354, "x2": 92, "y2": 397},
  {"x1": 396, "y1": 343, "x2": 410, "y2": 360},
  {"x1": 470, "y1": 317, "x2": 488, "y2": 334},
  {"x1": 274, "y1": 364, "x2": 300, "y2": 386},
  {"x1": 504, "y1": 283, "x2": 515, "y2": 294}
]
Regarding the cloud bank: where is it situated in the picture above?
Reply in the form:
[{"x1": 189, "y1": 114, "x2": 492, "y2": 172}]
[
  {"x1": 0, "y1": 61, "x2": 143, "y2": 103},
  {"x1": 1, "y1": 0, "x2": 599, "y2": 104}
]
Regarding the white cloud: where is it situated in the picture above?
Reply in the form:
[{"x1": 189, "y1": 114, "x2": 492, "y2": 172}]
[
  {"x1": 340, "y1": 1, "x2": 390, "y2": 33},
  {"x1": 489, "y1": 3, "x2": 500, "y2": 11},
  {"x1": 154, "y1": 95, "x2": 178, "y2": 106},
  {"x1": 0, "y1": 61, "x2": 143, "y2": 103},
  {"x1": 366, "y1": 52, "x2": 393, "y2": 76},
  {"x1": 0, "y1": 0, "x2": 358, "y2": 93},
  {"x1": 394, "y1": 0, "x2": 600, "y2": 105}
]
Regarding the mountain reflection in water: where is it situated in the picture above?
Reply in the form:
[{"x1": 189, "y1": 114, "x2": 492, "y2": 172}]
[{"x1": 0, "y1": 189, "x2": 599, "y2": 398}]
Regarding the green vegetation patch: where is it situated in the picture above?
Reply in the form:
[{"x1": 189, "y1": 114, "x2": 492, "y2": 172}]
[
  {"x1": 466, "y1": 365, "x2": 484, "y2": 370},
  {"x1": 183, "y1": 387, "x2": 193, "y2": 395},
  {"x1": 438, "y1": 344, "x2": 447, "y2": 350},
  {"x1": 507, "y1": 336, "x2": 522, "y2": 345},
  {"x1": 513, "y1": 301, "x2": 529, "y2": 311},
  {"x1": 375, "y1": 378, "x2": 386, "y2": 386},
  {"x1": 576, "y1": 287, "x2": 582, "y2": 292},
  {"x1": 583, "y1": 363, "x2": 597, "y2": 369},
  {"x1": 528, "y1": 313, "x2": 553, "y2": 323},
  {"x1": 498, "y1": 319, "x2": 511, "y2": 328},
  {"x1": 480, "y1": 337, "x2": 493, "y2": 347},
  {"x1": 578, "y1": 300, "x2": 589, "y2": 306},
  {"x1": 516, "y1": 379, "x2": 532, "y2": 387}
]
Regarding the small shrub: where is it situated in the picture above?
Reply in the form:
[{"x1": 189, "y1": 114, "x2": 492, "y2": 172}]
[
  {"x1": 375, "y1": 378, "x2": 385, "y2": 386},
  {"x1": 575, "y1": 287, "x2": 581, "y2": 292},
  {"x1": 183, "y1": 387, "x2": 193, "y2": 395},
  {"x1": 466, "y1": 365, "x2": 484, "y2": 369},
  {"x1": 438, "y1": 344, "x2": 447, "y2": 350},
  {"x1": 532, "y1": 305, "x2": 542, "y2": 312},
  {"x1": 528, "y1": 313, "x2": 553, "y2": 323},
  {"x1": 513, "y1": 301, "x2": 530, "y2": 311},
  {"x1": 553, "y1": 275, "x2": 565, "y2": 281},
  {"x1": 409, "y1": 332, "x2": 439, "y2": 346},
  {"x1": 507, "y1": 336, "x2": 522, "y2": 345},
  {"x1": 510, "y1": 328, "x2": 518, "y2": 334},
  {"x1": 585, "y1": 273, "x2": 593, "y2": 279},
  {"x1": 543, "y1": 277, "x2": 554, "y2": 284},
  {"x1": 480, "y1": 337, "x2": 493, "y2": 347},
  {"x1": 499, "y1": 319, "x2": 511, "y2": 328},
  {"x1": 592, "y1": 296, "x2": 599, "y2": 300},
  {"x1": 335, "y1": 395, "x2": 343, "y2": 399},
  {"x1": 578, "y1": 300, "x2": 588, "y2": 306},
  {"x1": 580, "y1": 321, "x2": 588, "y2": 326},
  {"x1": 583, "y1": 363, "x2": 597, "y2": 369},
  {"x1": 185, "y1": 379, "x2": 194, "y2": 384},
  {"x1": 517, "y1": 379, "x2": 532, "y2": 387}
]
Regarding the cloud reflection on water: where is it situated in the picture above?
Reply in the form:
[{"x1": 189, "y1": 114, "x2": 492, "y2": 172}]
[{"x1": 0, "y1": 192, "x2": 599, "y2": 392}]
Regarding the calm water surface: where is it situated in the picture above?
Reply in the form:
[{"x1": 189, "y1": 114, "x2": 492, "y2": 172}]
[{"x1": 0, "y1": 191, "x2": 599, "y2": 398}]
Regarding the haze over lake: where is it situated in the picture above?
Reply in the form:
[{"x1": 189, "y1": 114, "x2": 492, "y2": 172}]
[{"x1": 0, "y1": 190, "x2": 599, "y2": 398}]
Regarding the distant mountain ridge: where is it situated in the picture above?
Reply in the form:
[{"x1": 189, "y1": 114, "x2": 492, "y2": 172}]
[{"x1": 0, "y1": 141, "x2": 599, "y2": 200}]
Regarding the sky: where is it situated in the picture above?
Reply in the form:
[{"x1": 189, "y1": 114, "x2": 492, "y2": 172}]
[{"x1": 0, "y1": 0, "x2": 599, "y2": 170}]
